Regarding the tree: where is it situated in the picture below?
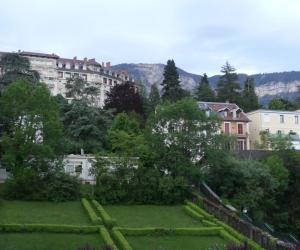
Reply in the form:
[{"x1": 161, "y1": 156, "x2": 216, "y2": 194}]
[
  {"x1": 65, "y1": 76, "x2": 99, "y2": 105},
  {"x1": 146, "y1": 97, "x2": 220, "y2": 182},
  {"x1": 161, "y1": 59, "x2": 184, "y2": 102},
  {"x1": 194, "y1": 73, "x2": 215, "y2": 101},
  {"x1": 216, "y1": 62, "x2": 241, "y2": 104},
  {"x1": 268, "y1": 97, "x2": 296, "y2": 111},
  {"x1": 0, "y1": 80, "x2": 78, "y2": 200},
  {"x1": 0, "y1": 53, "x2": 39, "y2": 89},
  {"x1": 148, "y1": 84, "x2": 161, "y2": 114},
  {"x1": 241, "y1": 77, "x2": 260, "y2": 112},
  {"x1": 60, "y1": 100, "x2": 113, "y2": 153},
  {"x1": 104, "y1": 82, "x2": 143, "y2": 114}
]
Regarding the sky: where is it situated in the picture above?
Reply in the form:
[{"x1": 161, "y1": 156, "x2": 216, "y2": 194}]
[{"x1": 1, "y1": 0, "x2": 300, "y2": 75}]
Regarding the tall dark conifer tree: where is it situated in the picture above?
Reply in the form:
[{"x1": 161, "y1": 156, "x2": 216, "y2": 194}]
[
  {"x1": 161, "y1": 59, "x2": 184, "y2": 102},
  {"x1": 241, "y1": 77, "x2": 260, "y2": 112},
  {"x1": 216, "y1": 61, "x2": 241, "y2": 104},
  {"x1": 194, "y1": 73, "x2": 215, "y2": 101}
]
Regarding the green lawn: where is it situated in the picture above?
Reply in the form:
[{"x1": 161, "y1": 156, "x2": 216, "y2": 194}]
[
  {"x1": 0, "y1": 201, "x2": 91, "y2": 225},
  {"x1": 127, "y1": 235, "x2": 227, "y2": 250},
  {"x1": 0, "y1": 233, "x2": 104, "y2": 250},
  {"x1": 104, "y1": 205, "x2": 203, "y2": 228}
]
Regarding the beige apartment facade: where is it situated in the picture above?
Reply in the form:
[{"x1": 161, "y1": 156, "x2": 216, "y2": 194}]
[{"x1": 247, "y1": 109, "x2": 300, "y2": 149}]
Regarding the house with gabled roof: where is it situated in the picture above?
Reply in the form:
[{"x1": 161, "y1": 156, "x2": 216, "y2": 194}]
[{"x1": 198, "y1": 101, "x2": 250, "y2": 150}]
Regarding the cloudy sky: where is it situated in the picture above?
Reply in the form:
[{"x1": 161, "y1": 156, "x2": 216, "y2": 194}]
[{"x1": 1, "y1": 0, "x2": 300, "y2": 75}]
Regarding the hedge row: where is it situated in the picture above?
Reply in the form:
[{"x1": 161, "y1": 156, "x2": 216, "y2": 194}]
[
  {"x1": 0, "y1": 224, "x2": 100, "y2": 233},
  {"x1": 183, "y1": 205, "x2": 204, "y2": 221},
  {"x1": 202, "y1": 219, "x2": 217, "y2": 227},
  {"x1": 219, "y1": 229, "x2": 241, "y2": 244},
  {"x1": 186, "y1": 201, "x2": 263, "y2": 250},
  {"x1": 99, "y1": 226, "x2": 119, "y2": 250},
  {"x1": 81, "y1": 198, "x2": 102, "y2": 225},
  {"x1": 116, "y1": 227, "x2": 223, "y2": 236},
  {"x1": 112, "y1": 228, "x2": 133, "y2": 250},
  {"x1": 92, "y1": 200, "x2": 117, "y2": 228}
]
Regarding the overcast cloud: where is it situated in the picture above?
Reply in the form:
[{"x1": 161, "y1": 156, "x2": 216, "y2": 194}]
[{"x1": 0, "y1": 0, "x2": 300, "y2": 75}]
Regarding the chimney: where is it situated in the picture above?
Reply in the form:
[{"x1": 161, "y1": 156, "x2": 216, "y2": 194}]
[
  {"x1": 106, "y1": 62, "x2": 111, "y2": 68},
  {"x1": 73, "y1": 56, "x2": 77, "y2": 60},
  {"x1": 102, "y1": 62, "x2": 104, "y2": 67},
  {"x1": 80, "y1": 148, "x2": 84, "y2": 155},
  {"x1": 84, "y1": 57, "x2": 87, "y2": 62}
]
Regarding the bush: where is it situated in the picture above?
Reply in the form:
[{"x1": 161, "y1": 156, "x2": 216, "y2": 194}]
[
  {"x1": 186, "y1": 201, "x2": 214, "y2": 220},
  {"x1": 0, "y1": 224, "x2": 100, "y2": 233},
  {"x1": 92, "y1": 200, "x2": 117, "y2": 228},
  {"x1": 4, "y1": 170, "x2": 80, "y2": 202},
  {"x1": 81, "y1": 198, "x2": 102, "y2": 225},
  {"x1": 112, "y1": 228, "x2": 133, "y2": 250},
  {"x1": 77, "y1": 244, "x2": 99, "y2": 250},
  {"x1": 99, "y1": 226, "x2": 118, "y2": 250},
  {"x1": 117, "y1": 227, "x2": 223, "y2": 236},
  {"x1": 183, "y1": 205, "x2": 204, "y2": 221}
]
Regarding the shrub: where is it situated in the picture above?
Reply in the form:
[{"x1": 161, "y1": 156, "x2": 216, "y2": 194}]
[
  {"x1": 0, "y1": 224, "x2": 100, "y2": 233},
  {"x1": 183, "y1": 205, "x2": 204, "y2": 221},
  {"x1": 92, "y1": 200, "x2": 117, "y2": 228},
  {"x1": 78, "y1": 244, "x2": 99, "y2": 250},
  {"x1": 186, "y1": 201, "x2": 214, "y2": 220},
  {"x1": 112, "y1": 228, "x2": 133, "y2": 250},
  {"x1": 99, "y1": 226, "x2": 118, "y2": 250},
  {"x1": 81, "y1": 198, "x2": 102, "y2": 225}
]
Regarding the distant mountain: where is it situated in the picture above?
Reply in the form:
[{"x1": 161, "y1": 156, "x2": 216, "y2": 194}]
[{"x1": 112, "y1": 64, "x2": 300, "y2": 104}]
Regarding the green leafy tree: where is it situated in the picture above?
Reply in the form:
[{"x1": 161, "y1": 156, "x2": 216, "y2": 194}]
[
  {"x1": 241, "y1": 77, "x2": 260, "y2": 112},
  {"x1": 0, "y1": 53, "x2": 39, "y2": 89},
  {"x1": 216, "y1": 62, "x2": 241, "y2": 104},
  {"x1": 161, "y1": 59, "x2": 184, "y2": 102},
  {"x1": 146, "y1": 97, "x2": 220, "y2": 182},
  {"x1": 268, "y1": 97, "x2": 296, "y2": 111},
  {"x1": 194, "y1": 73, "x2": 215, "y2": 101}
]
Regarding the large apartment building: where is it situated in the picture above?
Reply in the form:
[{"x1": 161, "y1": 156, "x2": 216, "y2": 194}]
[
  {"x1": 198, "y1": 101, "x2": 250, "y2": 150},
  {"x1": 247, "y1": 109, "x2": 300, "y2": 149},
  {"x1": 0, "y1": 51, "x2": 133, "y2": 107}
]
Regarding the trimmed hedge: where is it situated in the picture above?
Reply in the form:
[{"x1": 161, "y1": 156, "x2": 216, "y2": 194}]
[
  {"x1": 202, "y1": 219, "x2": 218, "y2": 227},
  {"x1": 81, "y1": 198, "x2": 102, "y2": 225},
  {"x1": 219, "y1": 229, "x2": 241, "y2": 244},
  {"x1": 112, "y1": 228, "x2": 133, "y2": 250},
  {"x1": 116, "y1": 227, "x2": 223, "y2": 236},
  {"x1": 99, "y1": 226, "x2": 119, "y2": 250},
  {"x1": 186, "y1": 201, "x2": 214, "y2": 220},
  {"x1": 187, "y1": 201, "x2": 263, "y2": 250},
  {"x1": 183, "y1": 205, "x2": 204, "y2": 221},
  {"x1": 0, "y1": 224, "x2": 100, "y2": 233},
  {"x1": 92, "y1": 200, "x2": 117, "y2": 228}
]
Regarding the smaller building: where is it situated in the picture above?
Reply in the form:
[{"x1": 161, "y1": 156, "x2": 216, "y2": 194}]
[
  {"x1": 198, "y1": 101, "x2": 250, "y2": 150},
  {"x1": 247, "y1": 109, "x2": 300, "y2": 149}
]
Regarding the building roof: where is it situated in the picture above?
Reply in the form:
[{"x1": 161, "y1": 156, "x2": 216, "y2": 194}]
[
  {"x1": 247, "y1": 109, "x2": 300, "y2": 115},
  {"x1": 198, "y1": 101, "x2": 250, "y2": 122},
  {"x1": 57, "y1": 57, "x2": 101, "y2": 66},
  {"x1": 20, "y1": 51, "x2": 59, "y2": 59}
]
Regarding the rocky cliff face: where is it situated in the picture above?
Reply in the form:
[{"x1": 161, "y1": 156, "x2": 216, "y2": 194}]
[{"x1": 112, "y1": 64, "x2": 300, "y2": 104}]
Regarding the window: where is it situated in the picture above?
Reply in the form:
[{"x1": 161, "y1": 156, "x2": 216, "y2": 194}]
[
  {"x1": 81, "y1": 74, "x2": 87, "y2": 81},
  {"x1": 220, "y1": 111, "x2": 228, "y2": 118},
  {"x1": 58, "y1": 72, "x2": 63, "y2": 78},
  {"x1": 277, "y1": 130, "x2": 282, "y2": 135},
  {"x1": 103, "y1": 78, "x2": 107, "y2": 84},
  {"x1": 237, "y1": 140, "x2": 245, "y2": 151},
  {"x1": 109, "y1": 79, "x2": 112, "y2": 85},
  {"x1": 263, "y1": 114, "x2": 270, "y2": 122},
  {"x1": 75, "y1": 165, "x2": 82, "y2": 174},
  {"x1": 224, "y1": 122, "x2": 230, "y2": 134},
  {"x1": 237, "y1": 124, "x2": 243, "y2": 134},
  {"x1": 265, "y1": 128, "x2": 270, "y2": 133},
  {"x1": 280, "y1": 115, "x2": 284, "y2": 123},
  {"x1": 295, "y1": 116, "x2": 299, "y2": 124},
  {"x1": 65, "y1": 72, "x2": 71, "y2": 79}
]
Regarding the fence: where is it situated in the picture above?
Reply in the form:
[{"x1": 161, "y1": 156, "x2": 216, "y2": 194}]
[{"x1": 195, "y1": 184, "x2": 295, "y2": 250}]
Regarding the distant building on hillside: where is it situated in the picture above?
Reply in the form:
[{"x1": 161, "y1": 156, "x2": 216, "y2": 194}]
[
  {"x1": 0, "y1": 51, "x2": 134, "y2": 107},
  {"x1": 247, "y1": 109, "x2": 300, "y2": 149},
  {"x1": 198, "y1": 101, "x2": 250, "y2": 150}
]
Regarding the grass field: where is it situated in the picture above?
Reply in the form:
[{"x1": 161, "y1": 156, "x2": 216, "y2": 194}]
[
  {"x1": 127, "y1": 235, "x2": 227, "y2": 250},
  {"x1": 0, "y1": 201, "x2": 91, "y2": 225},
  {"x1": 0, "y1": 233, "x2": 104, "y2": 250},
  {"x1": 104, "y1": 205, "x2": 203, "y2": 228}
]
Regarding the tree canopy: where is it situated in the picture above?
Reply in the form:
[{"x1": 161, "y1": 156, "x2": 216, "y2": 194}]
[
  {"x1": 241, "y1": 77, "x2": 260, "y2": 112},
  {"x1": 194, "y1": 73, "x2": 215, "y2": 102}
]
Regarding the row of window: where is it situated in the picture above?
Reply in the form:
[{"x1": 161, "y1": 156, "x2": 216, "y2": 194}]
[
  {"x1": 265, "y1": 128, "x2": 296, "y2": 135},
  {"x1": 264, "y1": 114, "x2": 299, "y2": 124},
  {"x1": 224, "y1": 123, "x2": 244, "y2": 135}
]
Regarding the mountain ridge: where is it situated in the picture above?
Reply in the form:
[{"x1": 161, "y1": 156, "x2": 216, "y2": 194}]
[{"x1": 112, "y1": 63, "x2": 300, "y2": 104}]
